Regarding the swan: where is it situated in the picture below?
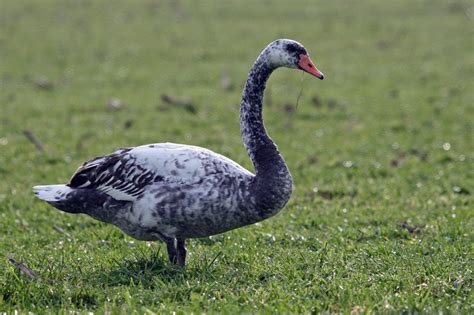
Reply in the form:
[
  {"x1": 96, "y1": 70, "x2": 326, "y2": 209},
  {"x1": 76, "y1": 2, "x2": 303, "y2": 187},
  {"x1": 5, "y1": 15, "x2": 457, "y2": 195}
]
[{"x1": 33, "y1": 39, "x2": 324, "y2": 267}]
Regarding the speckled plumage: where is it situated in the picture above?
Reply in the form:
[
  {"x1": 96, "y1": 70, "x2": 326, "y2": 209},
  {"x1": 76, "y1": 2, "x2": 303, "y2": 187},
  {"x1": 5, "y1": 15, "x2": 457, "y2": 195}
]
[{"x1": 33, "y1": 39, "x2": 321, "y2": 266}]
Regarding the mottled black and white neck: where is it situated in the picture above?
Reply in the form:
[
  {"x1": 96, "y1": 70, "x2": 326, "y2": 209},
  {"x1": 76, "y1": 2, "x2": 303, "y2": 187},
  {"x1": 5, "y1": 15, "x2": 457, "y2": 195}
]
[
  {"x1": 33, "y1": 39, "x2": 324, "y2": 267},
  {"x1": 240, "y1": 39, "x2": 307, "y2": 216}
]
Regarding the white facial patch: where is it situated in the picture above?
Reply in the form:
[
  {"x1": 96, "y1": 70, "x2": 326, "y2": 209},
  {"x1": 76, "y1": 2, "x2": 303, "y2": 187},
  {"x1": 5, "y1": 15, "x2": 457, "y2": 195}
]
[{"x1": 265, "y1": 40, "x2": 300, "y2": 69}]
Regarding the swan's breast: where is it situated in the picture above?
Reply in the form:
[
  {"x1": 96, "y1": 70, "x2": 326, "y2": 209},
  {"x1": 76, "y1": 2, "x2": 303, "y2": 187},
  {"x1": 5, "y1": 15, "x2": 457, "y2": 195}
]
[{"x1": 129, "y1": 171, "x2": 256, "y2": 238}]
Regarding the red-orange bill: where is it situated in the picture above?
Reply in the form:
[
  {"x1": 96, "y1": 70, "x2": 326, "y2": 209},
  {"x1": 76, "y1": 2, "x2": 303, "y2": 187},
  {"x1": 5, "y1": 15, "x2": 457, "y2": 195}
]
[{"x1": 298, "y1": 54, "x2": 324, "y2": 80}]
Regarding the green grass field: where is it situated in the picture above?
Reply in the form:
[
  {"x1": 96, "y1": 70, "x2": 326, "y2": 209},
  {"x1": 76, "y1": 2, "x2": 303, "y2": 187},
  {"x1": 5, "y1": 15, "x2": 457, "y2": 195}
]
[{"x1": 1, "y1": 0, "x2": 473, "y2": 313}]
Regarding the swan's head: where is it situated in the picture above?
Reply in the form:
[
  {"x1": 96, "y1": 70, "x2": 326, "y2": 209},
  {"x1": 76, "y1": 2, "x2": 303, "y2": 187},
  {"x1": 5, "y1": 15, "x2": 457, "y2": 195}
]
[{"x1": 266, "y1": 39, "x2": 324, "y2": 80}]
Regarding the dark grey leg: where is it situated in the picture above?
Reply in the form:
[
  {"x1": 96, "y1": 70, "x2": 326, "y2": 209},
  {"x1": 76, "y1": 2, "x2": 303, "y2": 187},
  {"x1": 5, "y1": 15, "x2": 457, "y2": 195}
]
[
  {"x1": 177, "y1": 238, "x2": 187, "y2": 267},
  {"x1": 165, "y1": 238, "x2": 177, "y2": 264}
]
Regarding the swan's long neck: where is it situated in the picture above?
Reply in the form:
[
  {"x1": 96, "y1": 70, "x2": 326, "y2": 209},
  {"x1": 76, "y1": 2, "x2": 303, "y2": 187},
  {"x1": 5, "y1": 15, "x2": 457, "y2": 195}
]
[{"x1": 240, "y1": 51, "x2": 292, "y2": 218}]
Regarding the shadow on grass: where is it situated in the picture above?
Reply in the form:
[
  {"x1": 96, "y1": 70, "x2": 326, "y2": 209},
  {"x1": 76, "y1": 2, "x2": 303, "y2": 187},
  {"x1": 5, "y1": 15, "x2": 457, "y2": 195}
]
[
  {"x1": 93, "y1": 249, "x2": 218, "y2": 289},
  {"x1": 99, "y1": 256, "x2": 181, "y2": 288}
]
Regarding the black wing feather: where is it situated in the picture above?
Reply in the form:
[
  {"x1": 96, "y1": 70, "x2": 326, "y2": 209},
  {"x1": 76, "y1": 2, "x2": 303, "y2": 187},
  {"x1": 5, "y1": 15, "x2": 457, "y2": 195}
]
[{"x1": 68, "y1": 147, "x2": 160, "y2": 200}]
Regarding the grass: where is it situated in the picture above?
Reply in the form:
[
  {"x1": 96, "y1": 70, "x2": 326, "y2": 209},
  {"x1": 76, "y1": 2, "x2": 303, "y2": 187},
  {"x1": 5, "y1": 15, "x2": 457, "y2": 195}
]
[{"x1": 0, "y1": 0, "x2": 473, "y2": 313}]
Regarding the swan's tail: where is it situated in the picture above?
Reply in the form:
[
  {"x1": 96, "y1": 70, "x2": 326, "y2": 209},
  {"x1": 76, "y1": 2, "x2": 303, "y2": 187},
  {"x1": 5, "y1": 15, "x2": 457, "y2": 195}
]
[
  {"x1": 33, "y1": 184, "x2": 72, "y2": 202},
  {"x1": 33, "y1": 184, "x2": 131, "y2": 217},
  {"x1": 33, "y1": 184, "x2": 82, "y2": 213}
]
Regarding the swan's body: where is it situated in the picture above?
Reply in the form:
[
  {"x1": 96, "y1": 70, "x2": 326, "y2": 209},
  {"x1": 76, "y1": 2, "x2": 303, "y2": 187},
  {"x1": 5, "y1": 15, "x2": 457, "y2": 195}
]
[
  {"x1": 33, "y1": 39, "x2": 324, "y2": 266},
  {"x1": 36, "y1": 143, "x2": 267, "y2": 240}
]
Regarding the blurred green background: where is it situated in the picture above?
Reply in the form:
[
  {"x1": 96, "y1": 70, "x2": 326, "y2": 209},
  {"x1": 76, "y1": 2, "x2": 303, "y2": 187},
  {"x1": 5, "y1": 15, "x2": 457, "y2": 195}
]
[{"x1": 0, "y1": 0, "x2": 472, "y2": 313}]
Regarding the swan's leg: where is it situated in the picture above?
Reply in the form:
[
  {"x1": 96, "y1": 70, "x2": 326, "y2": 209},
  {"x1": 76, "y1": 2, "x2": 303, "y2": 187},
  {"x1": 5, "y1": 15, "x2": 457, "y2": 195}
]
[
  {"x1": 165, "y1": 238, "x2": 177, "y2": 264},
  {"x1": 177, "y1": 238, "x2": 187, "y2": 267}
]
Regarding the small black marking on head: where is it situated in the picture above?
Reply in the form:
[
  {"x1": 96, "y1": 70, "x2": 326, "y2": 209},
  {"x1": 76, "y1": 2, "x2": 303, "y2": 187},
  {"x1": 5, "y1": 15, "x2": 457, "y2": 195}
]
[{"x1": 284, "y1": 42, "x2": 307, "y2": 57}]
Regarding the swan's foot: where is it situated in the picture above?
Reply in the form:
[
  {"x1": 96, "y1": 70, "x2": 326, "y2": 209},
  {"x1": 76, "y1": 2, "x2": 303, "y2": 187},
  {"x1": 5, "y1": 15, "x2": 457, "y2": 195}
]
[
  {"x1": 177, "y1": 238, "x2": 186, "y2": 267},
  {"x1": 165, "y1": 238, "x2": 177, "y2": 264}
]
